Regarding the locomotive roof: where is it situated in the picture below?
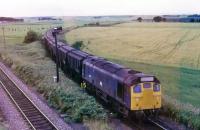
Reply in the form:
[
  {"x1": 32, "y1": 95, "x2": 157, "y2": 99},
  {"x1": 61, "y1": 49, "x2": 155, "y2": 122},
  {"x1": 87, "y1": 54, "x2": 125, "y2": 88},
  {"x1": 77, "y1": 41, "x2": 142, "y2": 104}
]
[
  {"x1": 84, "y1": 56, "x2": 159, "y2": 86},
  {"x1": 69, "y1": 49, "x2": 92, "y2": 58}
]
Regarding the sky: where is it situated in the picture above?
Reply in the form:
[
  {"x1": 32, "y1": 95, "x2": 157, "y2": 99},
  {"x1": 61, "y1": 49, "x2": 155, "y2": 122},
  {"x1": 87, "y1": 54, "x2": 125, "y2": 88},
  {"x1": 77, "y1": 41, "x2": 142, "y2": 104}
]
[{"x1": 0, "y1": 0, "x2": 200, "y2": 17}]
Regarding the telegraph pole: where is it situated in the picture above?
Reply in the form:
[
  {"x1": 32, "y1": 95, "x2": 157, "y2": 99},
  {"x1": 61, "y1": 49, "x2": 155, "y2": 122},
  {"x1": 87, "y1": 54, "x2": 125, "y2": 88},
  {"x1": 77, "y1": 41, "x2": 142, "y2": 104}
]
[
  {"x1": 54, "y1": 33, "x2": 59, "y2": 82},
  {"x1": 52, "y1": 27, "x2": 62, "y2": 83}
]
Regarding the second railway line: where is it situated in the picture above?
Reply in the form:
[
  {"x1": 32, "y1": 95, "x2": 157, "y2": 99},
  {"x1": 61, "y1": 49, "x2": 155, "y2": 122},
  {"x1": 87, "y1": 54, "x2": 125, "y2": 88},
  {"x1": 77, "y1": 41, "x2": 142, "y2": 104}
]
[{"x1": 0, "y1": 67, "x2": 59, "y2": 130}]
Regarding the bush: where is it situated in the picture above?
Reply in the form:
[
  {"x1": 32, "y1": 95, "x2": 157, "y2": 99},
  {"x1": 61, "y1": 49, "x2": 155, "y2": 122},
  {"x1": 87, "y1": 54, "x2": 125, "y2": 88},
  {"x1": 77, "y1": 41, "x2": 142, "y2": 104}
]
[
  {"x1": 23, "y1": 30, "x2": 38, "y2": 43},
  {"x1": 71, "y1": 41, "x2": 84, "y2": 50},
  {"x1": 137, "y1": 17, "x2": 143, "y2": 22},
  {"x1": 153, "y1": 16, "x2": 165, "y2": 22},
  {"x1": 48, "y1": 88, "x2": 107, "y2": 122}
]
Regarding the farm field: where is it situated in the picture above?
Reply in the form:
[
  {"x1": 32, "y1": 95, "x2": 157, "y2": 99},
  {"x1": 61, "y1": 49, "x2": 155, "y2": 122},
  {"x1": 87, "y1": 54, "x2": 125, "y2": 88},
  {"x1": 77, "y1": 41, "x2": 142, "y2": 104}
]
[
  {"x1": 66, "y1": 22, "x2": 200, "y2": 109},
  {"x1": 66, "y1": 22, "x2": 200, "y2": 70},
  {"x1": 0, "y1": 20, "x2": 77, "y2": 44}
]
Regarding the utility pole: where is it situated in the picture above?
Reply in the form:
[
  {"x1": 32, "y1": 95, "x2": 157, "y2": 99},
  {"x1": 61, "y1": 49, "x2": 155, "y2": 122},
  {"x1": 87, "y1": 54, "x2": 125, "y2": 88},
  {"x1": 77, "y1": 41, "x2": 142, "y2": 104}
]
[
  {"x1": 54, "y1": 33, "x2": 59, "y2": 82},
  {"x1": 52, "y1": 27, "x2": 62, "y2": 83}
]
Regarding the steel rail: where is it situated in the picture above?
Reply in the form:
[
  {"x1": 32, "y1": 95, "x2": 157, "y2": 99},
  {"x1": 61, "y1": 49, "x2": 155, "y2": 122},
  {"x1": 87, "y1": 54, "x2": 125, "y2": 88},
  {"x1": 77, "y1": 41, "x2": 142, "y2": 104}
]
[
  {"x1": 0, "y1": 67, "x2": 59, "y2": 130},
  {"x1": 147, "y1": 117, "x2": 171, "y2": 130}
]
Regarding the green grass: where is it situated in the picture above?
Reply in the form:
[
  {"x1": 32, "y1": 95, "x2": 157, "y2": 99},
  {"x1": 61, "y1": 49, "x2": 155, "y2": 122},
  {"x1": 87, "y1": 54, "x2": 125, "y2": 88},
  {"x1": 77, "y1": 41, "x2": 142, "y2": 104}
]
[
  {"x1": 0, "y1": 22, "x2": 68, "y2": 44},
  {"x1": 109, "y1": 58, "x2": 200, "y2": 108},
  {"x1": 66, "y1": 22, "x2": 200, "y2": 70},
  {"x1": 66, "y1": 22, "x2": 200, "y2": 129}
]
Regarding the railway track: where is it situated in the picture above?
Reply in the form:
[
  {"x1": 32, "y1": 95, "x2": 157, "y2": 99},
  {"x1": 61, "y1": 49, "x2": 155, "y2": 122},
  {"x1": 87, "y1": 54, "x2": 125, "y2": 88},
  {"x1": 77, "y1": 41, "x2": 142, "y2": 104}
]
[
  {"x1": 147, "y1": 117, "x2": 175, "y2": 130},
  {"x1": 0, "y1": 68, "x2": 59, "y2": 130}
]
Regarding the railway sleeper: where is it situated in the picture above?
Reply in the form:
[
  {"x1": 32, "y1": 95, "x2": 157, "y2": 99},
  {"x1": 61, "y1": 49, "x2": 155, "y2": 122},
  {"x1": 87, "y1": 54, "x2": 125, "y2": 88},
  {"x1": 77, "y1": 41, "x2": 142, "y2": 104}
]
[
  {"x1": 27, "y1": 115, "x2": 43, "y2": 120},
  {"x1": 29, "y1": 115, "x2": 44, "y2": 120},
  {"x1": 22, "y1": 109, "x2": 38, "y2": 113},
  {"x1": 13, "y1": 96, "x2": 27, "y2": 99},
  {"x1": 31, "y1": 119, "x2": 49, "y2": 124},
  {"x1": 24, "y1": 110, "x2": 40, "y2": 115},
  {"x1": 36, "y1": 126, "x2": 55, "y2": 130},
  {"x1": 31, "y1": 119, "x2": 50, "y2": 126},
  {"x1": 9, "y1": 91, "x2": 23, "y2": 95},
  {"x1": 14, "y1": 99, "x2": 30, "y2": 103},
  {"x1": 33, "y1": 122, "x2": 54, "y2": 130},
  {"x1": 17, "y1": 103, "x2": 34, "y2": 107},
  {"x1": 24, "y1": 112, "x2": 42, "y2": 117},
  {"x1": 28, "y1": 117, "x2": 46, "y2": 123}
]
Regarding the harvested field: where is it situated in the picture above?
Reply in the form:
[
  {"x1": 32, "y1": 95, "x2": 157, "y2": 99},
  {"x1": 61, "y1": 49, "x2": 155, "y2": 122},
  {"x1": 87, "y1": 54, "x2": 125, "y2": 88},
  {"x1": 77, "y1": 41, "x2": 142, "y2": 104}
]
[{"x1": 66, "y1": 22, "x2": 200, "y2": 69}]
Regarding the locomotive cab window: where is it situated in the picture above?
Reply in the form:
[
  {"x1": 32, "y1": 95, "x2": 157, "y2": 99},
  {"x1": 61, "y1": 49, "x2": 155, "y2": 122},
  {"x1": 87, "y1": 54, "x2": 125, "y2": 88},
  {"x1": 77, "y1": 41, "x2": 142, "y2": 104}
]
[{"x1": 117, "y1": 83, "x2": 124, "y2": 100}]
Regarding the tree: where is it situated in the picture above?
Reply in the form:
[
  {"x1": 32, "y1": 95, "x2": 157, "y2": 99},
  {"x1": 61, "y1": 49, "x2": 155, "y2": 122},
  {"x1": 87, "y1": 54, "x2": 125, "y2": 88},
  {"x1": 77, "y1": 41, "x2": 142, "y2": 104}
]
[
  {"x1": 137, "y1": 17, "x2": 143, "y2": 22},
  {"x1": 72, "y1": 41, "x2": 84, "y2": 50},
  {"x1": 162, "y1": 18, "x2": 167, "y2": 22},
  {"x1": 23, "y1": 30, "x2": 38, "y2": 43},
  {"x1": 153, "y1": 16, "x2": 163, "y2": 22}
]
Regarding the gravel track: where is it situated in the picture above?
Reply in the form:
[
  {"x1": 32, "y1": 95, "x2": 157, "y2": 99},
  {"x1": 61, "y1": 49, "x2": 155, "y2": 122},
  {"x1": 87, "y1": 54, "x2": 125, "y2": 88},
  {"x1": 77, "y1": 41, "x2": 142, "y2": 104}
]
[
  {"x1": 0, "y1": 62, "x2": 72, "y2": 130},
  {"x1": 0, "y1": 85, "x2": 30, "y2": 130}
]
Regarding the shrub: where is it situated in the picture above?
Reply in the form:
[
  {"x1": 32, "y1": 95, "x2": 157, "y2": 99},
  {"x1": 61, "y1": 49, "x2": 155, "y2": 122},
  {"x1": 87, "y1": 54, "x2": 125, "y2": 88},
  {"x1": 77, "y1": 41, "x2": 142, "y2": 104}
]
[
  {"x1": 137, "y1": 17, "x2": 143, "y2": 22},
  {"x1": 71, "y1": 41, "x2": 84, "y2": 50},
  {"x1": 48, "y1": 88, "x2": 107, "y2": 122},
  {"x1": 153, "y1": 16, "x2": 165, "y2": 22},
  {"x1": 23, "y1": 30, "x2": 38, "y2": 43}
]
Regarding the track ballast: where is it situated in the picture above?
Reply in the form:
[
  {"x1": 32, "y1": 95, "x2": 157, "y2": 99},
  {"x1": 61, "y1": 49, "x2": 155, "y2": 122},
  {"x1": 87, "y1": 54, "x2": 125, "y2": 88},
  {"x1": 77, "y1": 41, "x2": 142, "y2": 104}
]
[{"x1": 0, "y1": 68, "x2": 58, "y2": 130}]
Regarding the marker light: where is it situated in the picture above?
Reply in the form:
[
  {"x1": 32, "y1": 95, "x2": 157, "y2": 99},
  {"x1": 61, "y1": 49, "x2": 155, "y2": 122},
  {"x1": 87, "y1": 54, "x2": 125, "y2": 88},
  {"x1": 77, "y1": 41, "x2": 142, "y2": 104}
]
[
  {"x1": 153, "y1": 84, "x2": 160, "y2": 92},
  {"x1": 134, "y1": 84, "x2": 141, "y2": 93}
]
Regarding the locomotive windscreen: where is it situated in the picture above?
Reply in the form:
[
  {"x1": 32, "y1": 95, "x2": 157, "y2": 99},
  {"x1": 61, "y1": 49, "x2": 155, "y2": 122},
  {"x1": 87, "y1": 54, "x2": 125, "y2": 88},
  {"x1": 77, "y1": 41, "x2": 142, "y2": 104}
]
[{"x1": 140, "y1": 77, "x2": 154, "y2": 82}]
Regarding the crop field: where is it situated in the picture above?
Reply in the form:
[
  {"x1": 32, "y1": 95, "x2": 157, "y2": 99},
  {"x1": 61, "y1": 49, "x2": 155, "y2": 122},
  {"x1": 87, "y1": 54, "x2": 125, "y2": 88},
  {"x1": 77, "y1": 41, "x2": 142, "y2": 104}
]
[
  {"x1": 66, "y1": 22, "x2": 200, "y2": 69},
  {"x1": 66, "y1": 22, "x2": 200, "y2": 108}
]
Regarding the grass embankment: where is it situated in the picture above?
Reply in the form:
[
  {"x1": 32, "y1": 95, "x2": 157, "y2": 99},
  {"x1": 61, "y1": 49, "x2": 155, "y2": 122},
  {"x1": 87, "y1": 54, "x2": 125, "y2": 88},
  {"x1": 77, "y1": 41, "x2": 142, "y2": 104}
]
[
  {"x1": 66, "y1": 22, "x2": 200, "y2": 129},
  {"x1": 0, "y1": 41, "x2": 110, "y2": 130}
]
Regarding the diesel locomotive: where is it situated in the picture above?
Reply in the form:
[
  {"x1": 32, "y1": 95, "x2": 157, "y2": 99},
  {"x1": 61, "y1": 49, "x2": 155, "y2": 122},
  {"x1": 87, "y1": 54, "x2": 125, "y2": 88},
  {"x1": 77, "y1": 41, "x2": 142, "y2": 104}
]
[{"x1": 43, "y1": 27, "x2": 161, "y2": 116}]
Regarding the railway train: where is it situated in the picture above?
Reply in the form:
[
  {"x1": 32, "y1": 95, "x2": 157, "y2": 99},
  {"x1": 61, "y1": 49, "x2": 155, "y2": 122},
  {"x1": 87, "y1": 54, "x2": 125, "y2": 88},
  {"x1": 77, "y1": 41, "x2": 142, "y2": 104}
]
[{"x1": 42, "y1": 27, "x2": 161, "y2": 117}]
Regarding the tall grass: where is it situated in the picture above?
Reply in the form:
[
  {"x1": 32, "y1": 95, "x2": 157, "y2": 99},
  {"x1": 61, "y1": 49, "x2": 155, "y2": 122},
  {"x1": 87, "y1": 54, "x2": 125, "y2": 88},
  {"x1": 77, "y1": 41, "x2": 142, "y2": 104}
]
[{"x1": 0, "y1": 41, "x2": 109, "y2": 129}]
